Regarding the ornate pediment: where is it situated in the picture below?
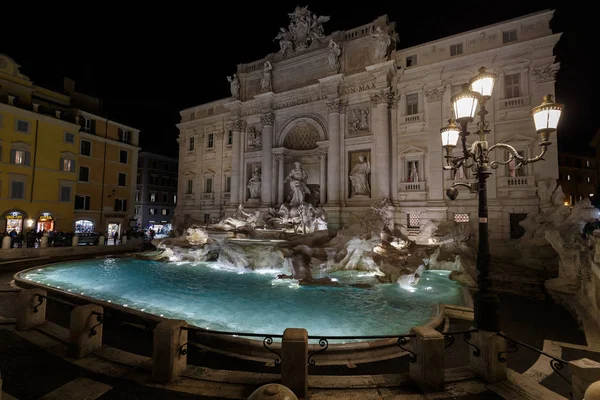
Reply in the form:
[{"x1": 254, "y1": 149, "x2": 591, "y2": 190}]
[
  {"x1": 399, "y1": 146, "x2": 426, "y2": 155},
  {"x1": 274, "y1": 6, "x2": 330, "y2": 56},
  {"x1": 502, "y1": 134, "x2": 535, "y2": 145},
  {"x1": 183, "y1": 170, "x2": 196, "y2": 177}
]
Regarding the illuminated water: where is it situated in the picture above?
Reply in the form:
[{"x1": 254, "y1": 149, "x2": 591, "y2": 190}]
[{"x1": 20, "y1": 258, "x2": 466, "y2": 336}]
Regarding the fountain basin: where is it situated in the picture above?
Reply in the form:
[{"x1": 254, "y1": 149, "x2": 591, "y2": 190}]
[{"x1": 15, "y1": 257, "x2": 469, "y2": 365}]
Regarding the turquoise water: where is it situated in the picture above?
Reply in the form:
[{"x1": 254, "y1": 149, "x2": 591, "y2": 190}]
[{"x1": 20, "y1": 258, "x2": 465, "y2": 336}]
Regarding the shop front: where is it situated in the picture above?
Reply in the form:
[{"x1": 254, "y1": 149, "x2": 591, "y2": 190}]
[
  {"x1": 75, "y1": 219, "x2": 95, "y2": 233},
  {"x1": 37, "y1": 212, "x2": 55, "y2": 232},
  {"x1": 2, "y1": 210, "x2": 27, "y2": 234}
]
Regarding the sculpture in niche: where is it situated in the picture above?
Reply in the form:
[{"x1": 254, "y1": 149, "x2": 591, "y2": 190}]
[
  {"x1": 327, "y1": 40, "x2": 341, "y2": 73},
  {"x1": 247, "y1": 126, "x2": 261, "y2": 148},
  {"x1": 260, "y1": 61, "x2": 273, "y2": 92},
  {"x1": 215, "y1": 204, "x2": 261, "y2": 230},
  {"x1": 349, "y1": 155, "x2": 371, "y2": 197},
  {"x1": 370, "y1": 26, "x2": 391, "y2": 60},
  {"x1": 227, "y1": 74, "x2": 240, "y2": 99},
  {"x1": 247, "y1": 166, "x2": 261, "y2": 199},
  {"x1": 349, "y1": 108, "x2": 369, "y2": 133},
  {"x1": 407, "y1": 161, "x2": 420, "y2": 182},
  {"x1": 284, "y1": 161, "x2": 310, "y2": 206},
  {"x1": 274, "y1": 28, "x2": 294, "y2": 57},
  {"x1": 275, "y1": 6, "x2": 330, "y2": 54}
]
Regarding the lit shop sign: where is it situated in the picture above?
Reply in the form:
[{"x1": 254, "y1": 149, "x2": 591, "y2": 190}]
[
  {"x1": 7, "y1": 212, "x2": 23, "y2": 219},
  {"x1": 38, "y1": 213, "x2": 53, "y2": 221}
]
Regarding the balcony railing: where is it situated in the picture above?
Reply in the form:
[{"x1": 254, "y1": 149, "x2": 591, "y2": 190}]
[
  {"x1": 498, "y1": 175, "x2": 535, "y2": 188},
  {"x1": 401, "y1": 113, "x2": 423, "y2": 125},
  {"x1": 202, "y1": 193, "x2": 214, "y2": 200},
  {"x1": 399, "y1": 181, "x2": 426, "y2": 191},
  {"x1": 498, "y1": 95, "x2": 530, "y2": 110}
]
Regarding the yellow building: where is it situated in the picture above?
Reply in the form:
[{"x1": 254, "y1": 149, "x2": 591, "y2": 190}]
[{"x1": 0, "y1": 54, "x2": 140, "y2": 236}]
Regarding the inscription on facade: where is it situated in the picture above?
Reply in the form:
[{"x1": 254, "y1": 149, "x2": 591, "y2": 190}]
[
  {"x1": 242, "y1": 109, "x2": 263, "y2": 117},
  {"x1": 273, "y1": 95, "x2": 325, "y2": 110},
  {"x1": 342, "y1": 83, "x2": 375, "y2": 95}
]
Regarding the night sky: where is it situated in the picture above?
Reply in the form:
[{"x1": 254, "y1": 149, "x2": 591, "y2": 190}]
[{"x1": 3, "y1": 2, "x2": 594, "y2": 158}]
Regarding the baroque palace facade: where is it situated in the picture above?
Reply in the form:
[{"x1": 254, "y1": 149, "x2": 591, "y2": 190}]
[
  {"x1": 175, "y1": 8, "x2": 561, "y2": 240},
  {"x1": 0, "y1": 55, "x2": 140, "y2": 236}
]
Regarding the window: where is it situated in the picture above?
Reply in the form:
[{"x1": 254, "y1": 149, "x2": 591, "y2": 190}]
[
  {"x1": 136, "y1": 174, "x2": 141, "y2": 184},
  {"x1": 454, "y1": 213, "x2": 470, "y2": 223},
  {"x1": 225, "y1": 176, "x2": 232, "y2": 192},
  {"x1": 207, "y1": 133, "x2": 214, "y2": 148},
  {"x1": 502, "y1": 29, "x2": 518, "y2": 44},
  {"x1": 64, "y1": 132, "x2": 75, "y2": 143},
  {"x1": 79, "y1": 166, "x2": 89, "y2": 182},
  {"x1": 74, "y1": 195, "x2": 91, "y2": 210},
  {"x1": 118, "y1": 173, "x2": 126, "y2": 187},
  {"x1": 587, "y1": 177, "x2": 591, "y2": 183},
  {"x1": 151, "y1": 160, "x2": 158, "y2": 169},
  {"x1": 173, "y1": 194, "x2": 177, "y2": 203},
  {"x1": 406, "y1": 55, "x2": 417, "y2": 67},
  {"x1": 60, "y1": 158, "x2": 75, "y2": 172},
  {"x1": 80, "y1": 140, "x2": 91, "y2": 156},
  {"x1": 162, "y1": 193, "x2": 168, "y2": 202},
  {"x1": 567, "y1": 174, "x2": 571, "y2": 181},
  {"x1": 205, "y1": 178, "x2": 213, "y2": 193},
  {"x1": 188, "y1": 137, "x2": 195, "y2": 151},
  {"x1": 204, "y1": 214, "x2": 210, "y2": 223},
  {"x1": 507, "y1": 150, "x2": 526, "y2": 177},
  {"x1": 450, "y1": 43, "x2": 463, "y2": 56},
  {"x1": 504, "y1": 73, "x2": 520, "y2": 99},
  {"x1": 134, "y1": 206, "x2": 140, "y2": 215},
  {"x1": 16, "y1": 119, "x2": 29, "y2": 133},
  {"x1": 59, "y1": 185, "x2": 71, "y2": 202},
  {"x1": 135, "y1": 190, "x2": 140, "y2": 201},
  {"x1": 406, "y1": 93, "x2": 418, "y2": 115},
  {"x1": 227, "y1": 131, "x2": 233, "y2": 145},
  {"x1": 12, "y1": 149, "x2": 30, "y2": 165},
  {"x1": 161, "y1": 209, "x2": 168, "y2": 216},
  {"x1": 119, "y1": 150, "x2": 128, "y2": 164},
  {"x1": 114, "y1": 199, "x2": 127, "y2": 212},
  {"x1": 149, "y1": 208, "x2": 155, "y2": 215},
  {"x1": 406, "y1": 160, "x2": 420, "y2": 182},
  {"x1": 150, "y1": 192, "x2": 156, "y2": 202},
  {"x1": 10, "y1": 181, "x2": 25, "y2": 199},
  {"x1": 118, "y1": 128, "x2": 130, "y2": 144},
  {"x1": 81, "y1": 117, "x2": 94, "y2": 133},
  {"x1": 586, "y1": 160, "x2": 591, "y2": 168},
  {"x1": 407, "y1": 212, "x2": 420, "y2": 229},
  {"x1": 186, "y1": 179, "x2": 193, "y2": 194}
]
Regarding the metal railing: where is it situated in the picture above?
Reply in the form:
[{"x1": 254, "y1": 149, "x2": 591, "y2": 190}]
[
  {"x1": 497, "y1": 333, "x2": 570, "y2": 385},
  {"x1": 442, "y1": 329, "x2": 480, "y2": 356}
]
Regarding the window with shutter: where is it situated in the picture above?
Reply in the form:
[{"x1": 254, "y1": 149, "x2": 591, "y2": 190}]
[
  {"x1": 10, "y1": 181, "x2": 25, "y2": 199},
  {"x1": 118, "y1": 173, "x2": 126, "y2": 186},
  {"x1": 16, "y1": 120, "x2": 29, "y2": 133},
  {"x1": 79, "y1": 166, "x2": 89, "y2": 182}
]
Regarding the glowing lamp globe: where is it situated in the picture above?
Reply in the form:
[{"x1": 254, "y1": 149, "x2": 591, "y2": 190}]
[
  {"x1": 531, "y1": 94, "x2": 563, "y2": 141},
  {"x1": 451, "y1": 84, "x2": 479, "y2": 124},
  {"x1": 469, "y1": 66, "x2": 497, "y2": 98},
  {"x1": 440, "y1": 119, "x2": 460, "y2": 148}
]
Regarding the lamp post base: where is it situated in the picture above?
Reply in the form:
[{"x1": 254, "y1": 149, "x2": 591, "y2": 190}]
[{"x1": 473, "y1": 290, "x2": 501, "y2": 332}]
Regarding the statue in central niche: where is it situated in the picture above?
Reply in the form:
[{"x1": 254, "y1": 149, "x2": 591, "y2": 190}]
[{"x1": 284, "y1": 161, "x2": 310, "y2": 206}]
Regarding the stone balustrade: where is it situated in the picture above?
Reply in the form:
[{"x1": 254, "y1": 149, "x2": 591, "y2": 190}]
[{"x1": 399, "y1": 181, "x2": 426, "y2": 191}]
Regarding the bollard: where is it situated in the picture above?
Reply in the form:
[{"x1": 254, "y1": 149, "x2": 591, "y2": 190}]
[
  {"x1": 69, "y1": 304, "x2": 104, "y2": 358},
  {"x1": 72, "y1": 235, "x2": 79, "y2": 247},
  {"x1": 281, "y1": 328, "x2": 308, "y2": 399},
  {"x1": 98, "y1": 235, "x2": 105, "y2": 246},
  {"x1": 121, "y1": 236, "x2": 127, "y2": 245},
  {"x1": 247, "y1": 383, "x2": 298, "y2": 400},
  {"x1": 469, "y1": 331, "x2": 507, "y2": 383},
  {"x1": 16, "y1": 288, "x2": 47, "y2": 331},
  {"x1": 1, "y1": 236, "x2": 10, "y2": 250},
  {"x1": 570, "y1": 358, "x2": 600, "y2": 400},
  {"x1": 409, "y1": 326, "x2": 445, "y2": 392},
  {"x1": 40, "y1": 235, "x2": 48, "y2": 248},
  {"x1": 151, "y1": 319, "x2": 187, "y2": 384}
]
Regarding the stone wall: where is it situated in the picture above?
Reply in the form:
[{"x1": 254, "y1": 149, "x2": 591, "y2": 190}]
[{"x1": 0, "y1": 239, "x2": 143, "y2": 262}]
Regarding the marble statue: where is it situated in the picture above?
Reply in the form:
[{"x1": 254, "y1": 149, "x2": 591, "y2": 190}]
[
  {"x1": 349, "y1": 155, "x2": 371, "y2": 197},
  {"x1": 284, "y1": 161, "x2": 310, "y2": 206},
  {"x1": 247, "y1": 126, "x2": 261, "y2": 148},
  {"x1": 214, "y1": 204, "x2": 261, "y2": 230},
  {"x1": 276, "y1": 6, "x2": 330, "y2": 53},
  {"x1": 370, "y1": 26, "x2": 391, "y2": 60},
  {"x1": 349, "y1": 108, "x2": 369, "y2": 133},
  {"x1": 274, "y1": 27, "x2": 294, "y2": 57},
  {"x1": 327, "y1": 40, "x2": 341, "y2": 73},
  {"x1": 247, "y1": 167, "x2": 261, "y2": 199},
  {"x1": 227, "y1": 74, "x2": 240, "y2": 99},
  {"x1": 260, "y1": 61, "x2": 273, "y2": 92}
]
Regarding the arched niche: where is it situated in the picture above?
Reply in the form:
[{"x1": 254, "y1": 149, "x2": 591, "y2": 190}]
[{"x1": 277, "y1": 115, "x2": 327, "y2": 150}]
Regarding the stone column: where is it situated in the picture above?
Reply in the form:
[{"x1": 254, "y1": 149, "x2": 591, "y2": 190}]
[
  {"x1": 318, "y1": 148, "x2": 328, "y2": 205},
  {"x1": 326, "y1": 99, "x2": 341, "y2": 205},
  {"x1": 230, "y1": 120, "x2": 245, "y2": 205},
  {"x1": 152, "y1": 319, "x2": 188, "y2": 384},
  {"x1": 16, "y1": 288, "x2": 46, "y2": 331},
  {"x1": 409, "y1": 326, "x2": 445, "y2": 392},
  {"x1": 469, "y1": 331, "x2": 507, "y2": 383},
  {"x1": 276, "y1": 154, "x2": 285, "y2": 205},
  {"x1": 281, "y1": 328, "x2": 308, "y2": 399},
  {"x1": 425, "y1": 87, "x2": 445, "y2": 198},
  {"x1": 260, "y1": 113, "x2": 274, "y2": 206},
  {"x1": 69, "y1": 304, "x2": 103, "y2": 358},
  {"x1": 370, "y1": 90, "x2": 391, "y2": 200}
]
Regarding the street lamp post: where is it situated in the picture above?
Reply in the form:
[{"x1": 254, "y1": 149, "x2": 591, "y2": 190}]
[{"x1": 440, "y1": 66, "x2": 563, "y2": 332}]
